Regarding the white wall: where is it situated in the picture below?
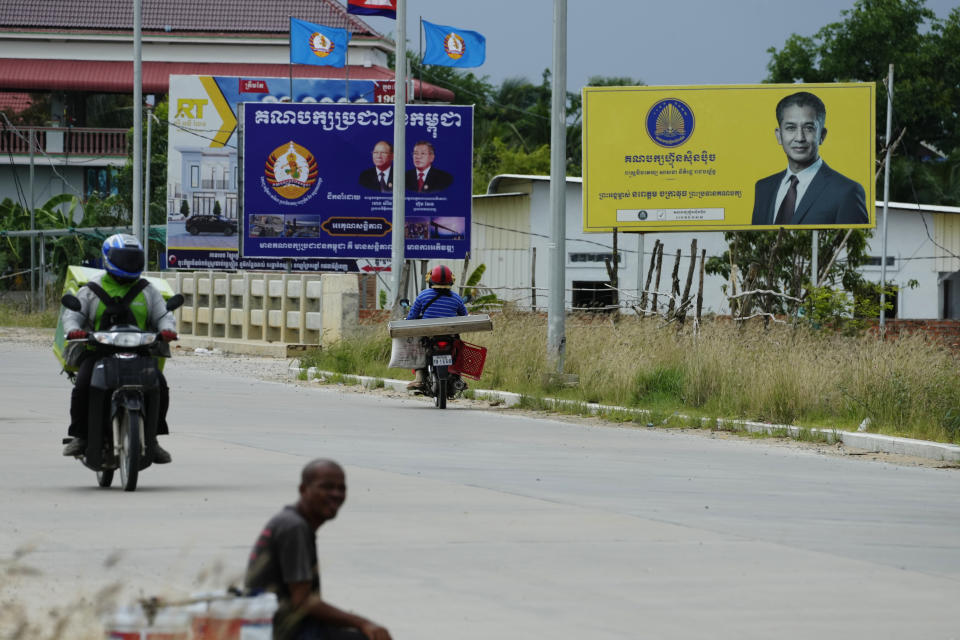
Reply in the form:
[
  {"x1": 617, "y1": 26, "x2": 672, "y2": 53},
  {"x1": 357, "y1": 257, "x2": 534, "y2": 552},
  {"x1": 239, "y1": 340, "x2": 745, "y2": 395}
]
[{"x1": 861, "y1": 207, "x2": 940, "y2": 319}]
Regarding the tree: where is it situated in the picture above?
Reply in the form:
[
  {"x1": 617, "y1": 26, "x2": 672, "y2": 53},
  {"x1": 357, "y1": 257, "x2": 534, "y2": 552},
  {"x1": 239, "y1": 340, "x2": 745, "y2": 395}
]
[
  {"x1": 705, "y1": 229, "x2": 874, "y2": 320},
  {"x1": 706, "y1": 0, "x2": 959, "y2": 325},
  {"x1": 766, "y1": 0, "x2": 960, "y2": 204}
]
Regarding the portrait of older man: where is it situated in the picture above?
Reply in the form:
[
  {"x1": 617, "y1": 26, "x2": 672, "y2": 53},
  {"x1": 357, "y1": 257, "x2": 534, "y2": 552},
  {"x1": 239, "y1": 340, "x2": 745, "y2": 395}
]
[
  {"x1": 405, "y1": 140, "x2": 453, "y2": 193},
  {"x1": 358, "y1": 140, "x2": 395, "y2": 193}
]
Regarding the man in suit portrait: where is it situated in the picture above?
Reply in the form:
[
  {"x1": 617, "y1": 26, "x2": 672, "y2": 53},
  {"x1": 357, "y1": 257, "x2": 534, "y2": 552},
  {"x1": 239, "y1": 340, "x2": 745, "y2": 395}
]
[
  {"x1": 405, "y1": 140, "x2": 453, "y2": 193},
  {"x1": 751, "y1": 91, "x2": 868, "y2": 226},
  {"x1": 358, "y1": 140, "x2": 394, "y2": 192}
]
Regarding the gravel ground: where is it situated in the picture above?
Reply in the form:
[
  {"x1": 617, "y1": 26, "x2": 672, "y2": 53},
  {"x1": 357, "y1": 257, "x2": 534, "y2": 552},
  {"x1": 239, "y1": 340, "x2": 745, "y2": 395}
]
[{"x1": 5, "y1": 326, "x2": 955, "y2": 470}]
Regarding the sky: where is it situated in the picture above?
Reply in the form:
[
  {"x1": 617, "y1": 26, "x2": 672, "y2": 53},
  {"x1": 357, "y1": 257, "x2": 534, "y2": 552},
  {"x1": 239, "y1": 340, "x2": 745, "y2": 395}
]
[{"x1": 355, "y1": 0, "x2": 958, "y2": 90}]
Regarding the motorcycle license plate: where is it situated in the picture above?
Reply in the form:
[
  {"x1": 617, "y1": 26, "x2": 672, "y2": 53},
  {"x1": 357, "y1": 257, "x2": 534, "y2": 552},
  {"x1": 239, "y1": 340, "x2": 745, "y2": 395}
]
[{"x1": 432, "y1": 354, "x2": 453, "y2": 366}]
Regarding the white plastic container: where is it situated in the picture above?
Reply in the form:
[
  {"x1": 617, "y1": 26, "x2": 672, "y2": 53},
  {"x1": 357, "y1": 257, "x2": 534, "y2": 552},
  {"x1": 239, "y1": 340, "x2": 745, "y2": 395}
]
[
  {"x1": 204, "y1": 596, "x2": 247, "y2": 640},
  {"x1": 103, "y1": 605, "x2": 147, "y2": 640},
  {"x1": 239, "y1": 593, "x2": 277, "y2": 640},
  {"x1": 186, "y1": 592, "x2": 214, "y2": 640},
  {"x1": 143, "y1": 606, "x2": 191, "y2": 640}
]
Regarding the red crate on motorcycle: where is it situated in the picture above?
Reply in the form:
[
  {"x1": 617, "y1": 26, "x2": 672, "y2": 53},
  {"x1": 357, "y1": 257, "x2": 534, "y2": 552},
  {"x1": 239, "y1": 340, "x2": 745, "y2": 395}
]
[{"x1": 450, "y1": 340, "x2": 487, "y2": 380}]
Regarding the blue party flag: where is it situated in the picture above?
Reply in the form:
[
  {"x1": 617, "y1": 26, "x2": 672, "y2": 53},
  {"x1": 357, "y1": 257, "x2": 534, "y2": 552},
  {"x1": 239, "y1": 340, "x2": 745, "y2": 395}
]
[
  {"x1": 290, "y1": 17, "x2": 350, "y2": 68},
  {"x1": 422, "y1": 20, "x2": 486, "y2": 68}
]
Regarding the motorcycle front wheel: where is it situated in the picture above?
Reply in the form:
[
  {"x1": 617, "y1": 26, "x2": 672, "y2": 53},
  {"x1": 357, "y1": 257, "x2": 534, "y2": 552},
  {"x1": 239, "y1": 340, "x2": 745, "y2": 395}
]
[
  {"x1": 96, "y1": 469, "x2": 114, "y2": 488},
  {"x1": 118, "y1": 410, "x2": 142, "y2": 492}
]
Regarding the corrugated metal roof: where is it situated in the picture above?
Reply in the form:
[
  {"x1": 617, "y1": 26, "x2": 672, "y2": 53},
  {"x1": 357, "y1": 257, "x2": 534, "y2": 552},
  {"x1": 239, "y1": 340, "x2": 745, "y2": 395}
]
[
  {"x1": 0, "y1": 58, "x2": 455, "y2": 101},
  {"x1": 0, "y1": 0, "x2": 381, "y2": 37}
]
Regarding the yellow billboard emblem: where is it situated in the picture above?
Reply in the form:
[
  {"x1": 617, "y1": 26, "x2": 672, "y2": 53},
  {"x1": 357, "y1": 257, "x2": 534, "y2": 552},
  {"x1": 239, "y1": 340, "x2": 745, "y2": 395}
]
[{"x1": 265, "y1": 142, "x2": 318, "y2": 200}]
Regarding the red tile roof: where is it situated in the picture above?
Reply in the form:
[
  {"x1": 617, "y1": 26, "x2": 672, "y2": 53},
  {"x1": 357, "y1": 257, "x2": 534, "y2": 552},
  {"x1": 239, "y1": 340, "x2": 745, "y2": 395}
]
[
  {"x1": 0, "y1": 59, "x2": 455, "y2": 101},
  {"x1": 0, "y1": 0, "x2": 383, "y2": 37},
  {"x1": 0, "y1": 91, "x2": 32, "y2": 114}
]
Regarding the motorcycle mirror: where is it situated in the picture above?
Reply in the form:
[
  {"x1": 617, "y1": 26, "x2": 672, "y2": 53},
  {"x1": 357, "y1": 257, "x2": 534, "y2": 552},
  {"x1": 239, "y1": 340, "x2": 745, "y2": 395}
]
[
  {"x1": 166, "y1": 294, "x2": 185, "y2": 311},
  {"x1": 61, "y1": 294, "x2": 81, "y2": 312},
  {"x1": 399, "y1": 298, "x2": 410, "y2": 308}
]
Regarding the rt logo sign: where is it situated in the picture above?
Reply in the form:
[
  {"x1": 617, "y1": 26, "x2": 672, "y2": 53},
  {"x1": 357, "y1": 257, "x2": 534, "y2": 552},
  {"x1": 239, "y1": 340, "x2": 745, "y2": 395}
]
[{"x1": 175, "y1": 99, "x2": 208, "y2": 119}]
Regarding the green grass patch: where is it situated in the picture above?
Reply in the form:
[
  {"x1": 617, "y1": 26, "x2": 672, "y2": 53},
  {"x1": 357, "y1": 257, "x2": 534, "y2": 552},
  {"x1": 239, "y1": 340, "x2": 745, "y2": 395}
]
[
  {"x1": 297, "y1": 312, "x2": 960, "y2": 445},
  {"x1": 0, "y1": 301, "x2": 59, "y2": 328}
]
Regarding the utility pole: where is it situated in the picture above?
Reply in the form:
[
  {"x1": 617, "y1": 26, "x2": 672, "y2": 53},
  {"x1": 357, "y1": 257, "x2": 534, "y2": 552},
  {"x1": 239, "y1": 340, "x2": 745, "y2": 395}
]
[
  {"x1": 547, "y1": 0, "x2": 567, "y2": 372},
  {"x1": 880, "y1": 64, "x2": 894, "y2": 333},
  {"x1": 144, "y1": 94, "x2": 154, "y2": 264},
  {"x1": 28, "y1": 128, "x2": 35, "y2": 311},
  {"x1": 132, "y1": 0, "x2": 143, "y2": 242},
  {"x1": 390, "y1": 0, "x2": 408, "y2": 313}
]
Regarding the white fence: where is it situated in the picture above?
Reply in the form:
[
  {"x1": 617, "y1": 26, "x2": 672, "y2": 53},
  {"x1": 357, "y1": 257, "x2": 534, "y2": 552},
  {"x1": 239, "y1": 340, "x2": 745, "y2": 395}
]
[{"x1": 145, "y1": 271, "x2": 359, "y2": 347}]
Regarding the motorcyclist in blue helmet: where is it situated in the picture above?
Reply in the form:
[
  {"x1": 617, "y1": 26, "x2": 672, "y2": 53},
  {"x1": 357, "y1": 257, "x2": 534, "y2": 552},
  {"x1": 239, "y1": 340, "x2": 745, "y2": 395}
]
[{"x1": 60, "y1": 234, "x2": 178, "y2": 463}]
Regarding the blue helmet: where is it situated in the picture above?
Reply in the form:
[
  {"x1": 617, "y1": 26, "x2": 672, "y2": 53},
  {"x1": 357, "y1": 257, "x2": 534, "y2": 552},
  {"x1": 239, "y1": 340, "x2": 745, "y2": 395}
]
[{"x1": 102, "y1": 233, "x2": 144, "y2": 281}]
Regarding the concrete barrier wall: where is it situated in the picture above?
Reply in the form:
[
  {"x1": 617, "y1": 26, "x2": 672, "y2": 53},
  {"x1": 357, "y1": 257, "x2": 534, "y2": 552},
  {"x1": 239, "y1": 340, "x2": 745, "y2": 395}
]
[{"x1": 144, "y1": 271, "x2": 359, "y2": 347}]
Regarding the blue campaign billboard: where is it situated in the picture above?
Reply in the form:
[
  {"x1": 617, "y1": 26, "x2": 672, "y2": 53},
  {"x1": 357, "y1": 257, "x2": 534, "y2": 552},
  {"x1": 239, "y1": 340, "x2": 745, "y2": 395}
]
[
  {"x1": 166, "y1": 74, "x2": 395, "y2": 272},
  {"x1": 240, "y1": 103, "x2": 473, "y2": 261}
]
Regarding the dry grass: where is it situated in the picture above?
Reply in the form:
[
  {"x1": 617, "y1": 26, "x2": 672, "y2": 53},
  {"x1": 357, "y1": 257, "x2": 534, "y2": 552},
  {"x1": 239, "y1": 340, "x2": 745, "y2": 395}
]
[
  {"x1": 306, "y1": 312, "x2": 960, "y2": 444},
  {"x1": 0, "y1": 300, "x2": 59, "y2": 328}
]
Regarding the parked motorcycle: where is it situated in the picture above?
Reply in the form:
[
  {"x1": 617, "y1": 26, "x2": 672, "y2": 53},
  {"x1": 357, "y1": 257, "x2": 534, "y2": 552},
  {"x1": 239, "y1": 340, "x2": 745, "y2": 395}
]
[{"x1": 61, "y1": 293, "x2": 184, "y2": 491}]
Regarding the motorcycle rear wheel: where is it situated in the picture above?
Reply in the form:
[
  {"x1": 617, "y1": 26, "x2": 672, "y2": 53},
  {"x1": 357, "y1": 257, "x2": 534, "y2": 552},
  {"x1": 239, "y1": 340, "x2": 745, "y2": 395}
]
[
  {"x1": 118, "y1": 410, "x2": 141, "y2": 492},
  {"x1": 96, "y1": 469, "x2": 114, "y2": 488},
  {"x1": 435, "y1": 378, "x2": 447, "y2": 409}
]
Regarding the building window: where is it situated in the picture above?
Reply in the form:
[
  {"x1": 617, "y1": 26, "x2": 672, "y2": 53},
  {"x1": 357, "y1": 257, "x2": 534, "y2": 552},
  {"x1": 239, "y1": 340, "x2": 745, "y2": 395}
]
[
  {"x1": 569, "y1": 253, "x2": 623, "y2": 264},
  {"x1": 572, "y1": 280, "x2": 616, "y2": 311},
  {"x1": 190, "y1": 165, "x2": 200, "y2": 189},
  {"x1": 865, "y1": 256, "x2": 896, "y2": 268},
  {"x1": 192, "y1": 192, "x2": 216, "y2": 215},
  {"x1": 84, "y1": 167, "x2": 119, "y2": 198}
]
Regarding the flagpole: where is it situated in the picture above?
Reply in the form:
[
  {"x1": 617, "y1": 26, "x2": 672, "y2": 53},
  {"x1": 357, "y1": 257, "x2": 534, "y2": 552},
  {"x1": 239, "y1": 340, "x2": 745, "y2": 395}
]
[
  {"x1": 390, "y1": 0, "x2": 407, "y2": 310},
  {"x1": 288, "y1": 17, "x2": 294, "y2": 101},
  {"x1": 418, "y1": 16, "x2": 423, "y2": 101},
  {"x1": 345, "y1": 27, "x2": 352, "y2": 101}
]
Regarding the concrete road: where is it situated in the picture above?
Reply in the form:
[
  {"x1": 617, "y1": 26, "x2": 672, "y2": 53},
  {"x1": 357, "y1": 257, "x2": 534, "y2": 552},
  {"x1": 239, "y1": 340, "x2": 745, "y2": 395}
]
[{"x1": 2, "y1": 338, "x2": 959, "y2": 639}]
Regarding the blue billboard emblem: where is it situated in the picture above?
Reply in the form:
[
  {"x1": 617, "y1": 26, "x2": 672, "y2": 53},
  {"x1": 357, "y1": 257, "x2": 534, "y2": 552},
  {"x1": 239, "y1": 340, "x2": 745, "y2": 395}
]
[{"x1": 645, "y1": 99, "x2": 694, "y2": 148}]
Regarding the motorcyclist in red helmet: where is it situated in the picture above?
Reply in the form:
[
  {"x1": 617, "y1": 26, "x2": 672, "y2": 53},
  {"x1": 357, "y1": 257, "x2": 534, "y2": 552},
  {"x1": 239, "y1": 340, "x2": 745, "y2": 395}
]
[{"x1": 405, "y1": 265, "x2": 467, "y2": 390}]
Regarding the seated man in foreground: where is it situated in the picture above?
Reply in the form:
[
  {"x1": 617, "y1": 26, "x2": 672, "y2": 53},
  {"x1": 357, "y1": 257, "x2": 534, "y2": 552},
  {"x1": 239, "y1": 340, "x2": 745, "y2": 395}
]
[{"x1": 245, "y1": 459, "x2": 393, "y2": 640}]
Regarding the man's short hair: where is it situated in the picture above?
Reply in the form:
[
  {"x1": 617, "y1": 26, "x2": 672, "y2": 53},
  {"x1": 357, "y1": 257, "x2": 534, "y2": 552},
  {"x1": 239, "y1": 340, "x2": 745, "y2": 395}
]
[
  {"x1": 301, "y1": 458, "x2": 341, "y2": 484},
  {"x1": 373, "y1": 141, "x2": 393, "y2": 153},
  {"x1": 775, "y1": 91, "x2": 826, "y2": 128},
  {"x1": 413, "y1": 140, "x2": 435, "y2": 154}
]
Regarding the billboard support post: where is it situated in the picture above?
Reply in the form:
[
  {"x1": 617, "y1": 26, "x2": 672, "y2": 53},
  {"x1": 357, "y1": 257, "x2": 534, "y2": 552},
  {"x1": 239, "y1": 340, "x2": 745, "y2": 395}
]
[
  {"x1": 637, "y1": 232, "x2": 644, "y2": 301},
  {"x1": 390, "y1": 0, "x2": 408, "y2": 311},
  {"x1": 811, "y1": 230, "x2": 818, "y2": 287},
  {"x1": 879, "y1": 64, "x2": 894, "y2": 332},
  {"x1": 547, "y1": 0, "x2": 567, "y2": 373}
]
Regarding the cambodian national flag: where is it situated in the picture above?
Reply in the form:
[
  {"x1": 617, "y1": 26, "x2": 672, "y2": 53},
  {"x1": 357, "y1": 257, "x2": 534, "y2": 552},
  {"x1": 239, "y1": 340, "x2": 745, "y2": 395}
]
[
  {"x1": 422, "y1": 20, "x2": 486, "y2": 68},
  {"x1": 290, "y1": 17, "x2": 350, "y2": 67},
  {"x1": 346, "y1": 0, "x2": 397, "y2": 19}
]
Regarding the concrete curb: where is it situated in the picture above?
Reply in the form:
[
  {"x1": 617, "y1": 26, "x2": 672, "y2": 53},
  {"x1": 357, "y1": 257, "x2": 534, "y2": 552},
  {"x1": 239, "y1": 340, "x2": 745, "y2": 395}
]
[{"x1": 289, "y1": 363, "x2": 960, "y2": 464}]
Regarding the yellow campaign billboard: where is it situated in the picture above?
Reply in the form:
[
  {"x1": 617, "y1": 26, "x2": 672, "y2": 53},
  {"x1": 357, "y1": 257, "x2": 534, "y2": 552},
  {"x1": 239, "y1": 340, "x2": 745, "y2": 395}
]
[{"x1": 582, "y1": 83, "x2": 875, "y2": 232}]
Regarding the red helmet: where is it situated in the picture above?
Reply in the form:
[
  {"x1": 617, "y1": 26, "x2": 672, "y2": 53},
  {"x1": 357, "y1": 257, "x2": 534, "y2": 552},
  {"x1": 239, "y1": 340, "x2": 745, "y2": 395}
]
[{"x1": 427, "y1": 265, "x2": 455, "y2": 287}]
